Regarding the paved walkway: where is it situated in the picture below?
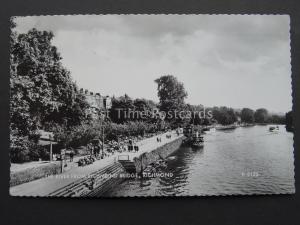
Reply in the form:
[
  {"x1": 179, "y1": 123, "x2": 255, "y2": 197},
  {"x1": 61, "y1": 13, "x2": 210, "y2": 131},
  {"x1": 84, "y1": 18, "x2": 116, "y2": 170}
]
[{"x1": 10, "y1": 131, "x2": 183, "y2": 196}]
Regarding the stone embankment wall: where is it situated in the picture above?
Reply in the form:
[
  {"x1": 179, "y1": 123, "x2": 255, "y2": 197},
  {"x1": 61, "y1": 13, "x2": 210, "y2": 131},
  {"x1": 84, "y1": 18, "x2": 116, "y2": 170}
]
[
  {"x1": 133, "y1": 136, "x2": 185, "y2": 174},
  {"x1": 50, "y1": 136, "x2": 184, "y2": 197},
  {"x1": 49, "y1": 162, "x2": 126, "y2": 197}
]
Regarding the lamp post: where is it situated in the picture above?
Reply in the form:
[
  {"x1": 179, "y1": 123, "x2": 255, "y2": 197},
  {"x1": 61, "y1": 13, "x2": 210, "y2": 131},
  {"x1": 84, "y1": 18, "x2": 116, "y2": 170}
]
[
  {"x1": 102, "y1": 121, "x2": 105, "y2": 157},
  {"x1": 99, "y1": 110, "x2": 105, "y2": 158},
  {"x1": 49, "y1": 133, "x2": 53, "y2": 161}
]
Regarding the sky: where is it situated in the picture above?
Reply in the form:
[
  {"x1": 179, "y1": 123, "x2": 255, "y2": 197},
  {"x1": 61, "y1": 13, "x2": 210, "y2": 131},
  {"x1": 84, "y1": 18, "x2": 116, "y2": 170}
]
[{"x1": 14, "y1": 15, "x2": 292, "y2": 113}]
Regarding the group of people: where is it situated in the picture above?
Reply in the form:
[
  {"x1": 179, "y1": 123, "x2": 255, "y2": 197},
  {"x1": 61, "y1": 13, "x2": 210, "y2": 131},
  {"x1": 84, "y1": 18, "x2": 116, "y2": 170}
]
[
  {"x1": 166, "y1": 134, "x2": 172, "y2": 139},
  {"x1": 127, "y1": 139, "x2": 140, "y2": 152},
  {"x1": 66, "y1": 130, "x2": 181, "y2": 167},
  {"x1": 78, "y1": 155, "x2": 96, "y2": 167},
  {"x1": 52, "y1": 148, "x2": 75, "y2": 162},
  {"x1": 87, "y1": 142, "x2": 101, "y2": 159}
]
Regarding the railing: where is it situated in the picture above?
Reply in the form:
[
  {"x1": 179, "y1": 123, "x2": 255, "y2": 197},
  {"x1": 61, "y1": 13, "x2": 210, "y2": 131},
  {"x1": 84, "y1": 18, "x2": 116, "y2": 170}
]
[{"x1": 117, "y1": 155, "x2": 130, "y2": 161}]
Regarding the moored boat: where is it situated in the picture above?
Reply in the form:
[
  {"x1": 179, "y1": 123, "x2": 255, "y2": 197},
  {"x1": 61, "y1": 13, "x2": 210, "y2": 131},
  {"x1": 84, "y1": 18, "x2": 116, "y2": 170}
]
[
  {"x1": 215, "y1": 124, "x2": 237, "y2": 130},
  {"x1": 203, "y1": 127, "x2": 216, "y2": 134},
  {"x1": 240, "y1": 123, "x2": 255, "y2": 127},
  {"x1": 183, "y1": 125, "x2": 204, "y2": 148},
  {"x1": 269, "y1": 126, "x2": 279, "y2": 132},
  {"x1": 191, "y1": 136, "x2": 204, "y2": 148}
]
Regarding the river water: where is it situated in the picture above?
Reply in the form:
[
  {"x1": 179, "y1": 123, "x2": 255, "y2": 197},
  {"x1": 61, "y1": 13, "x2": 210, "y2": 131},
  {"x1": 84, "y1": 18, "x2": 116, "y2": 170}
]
[{"x1": 105, "y1": 125, "x2": 295, "y2": 196}]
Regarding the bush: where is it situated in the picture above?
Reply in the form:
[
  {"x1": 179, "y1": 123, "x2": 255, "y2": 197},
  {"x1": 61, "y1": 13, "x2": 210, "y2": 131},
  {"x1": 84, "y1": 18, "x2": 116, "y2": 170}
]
[
  {"x1": 11, "y1": 134, "x2": 51, "y2": 163},
  {"x1": 105, "y1": 121, "x2": 157, "y2": 140},
  {"x1": 50, "y1": 120, "x2": 163, "y2": 151},
  {"x1": 53, "y1": 123, "x2": 101, "y2": 149},
  {"x1": 10, "y1": 135, "x2": 31, "y2": 163},
  {"x1": 28, "y1": 144, "x2": 50, "y2": 161}
]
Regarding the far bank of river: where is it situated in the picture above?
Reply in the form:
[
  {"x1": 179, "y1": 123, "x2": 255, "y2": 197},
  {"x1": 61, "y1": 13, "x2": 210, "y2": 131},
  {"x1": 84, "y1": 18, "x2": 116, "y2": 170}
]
[{"x1": 104, "y1": 125, "x2": 295, "y2": 196}]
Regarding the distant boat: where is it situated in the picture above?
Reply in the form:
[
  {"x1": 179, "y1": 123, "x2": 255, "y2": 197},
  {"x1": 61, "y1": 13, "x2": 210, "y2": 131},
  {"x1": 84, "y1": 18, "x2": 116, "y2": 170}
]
[
  {"x1": 269, "y1": 126, "x2": 279, "y2": 132},
  {"x1": 202, "y1": 127, "x2": 210, "y2": 132},
  {"x1": 240, "y1": 123, "x2": 255, "y2": 127},
  {"x1": 215, "y1": 124, "x2": 237, "y2": 130},
  {"x1": 203, "y1": 127, "x2": 216, "y2": 134}
]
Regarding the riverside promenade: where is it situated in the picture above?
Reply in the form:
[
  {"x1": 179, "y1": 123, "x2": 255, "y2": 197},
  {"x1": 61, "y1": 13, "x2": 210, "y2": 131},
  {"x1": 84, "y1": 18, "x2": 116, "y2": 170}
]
[{"x1": 10, "y1": 131, "x2": 183, "y2": 197}]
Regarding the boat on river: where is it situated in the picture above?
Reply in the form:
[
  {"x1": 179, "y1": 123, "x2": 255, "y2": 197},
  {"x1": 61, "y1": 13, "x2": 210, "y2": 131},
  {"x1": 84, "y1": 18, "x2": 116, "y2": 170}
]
[
  {"x1": 215, "y1": 124, "x2": 238, "y2": 130},
  {"x1": 203, "y1": 127, "x2": 216, "y2": 134},
  {"x1": 240, "y1": 123, "x2": 255, "y2": 127},
  {"x1": 183, "y1": 125, "x2": 204, "y2": 148},
  {"x1": 191, "y1": 135, "x2": 204, "y2": 148},
  {"x1": 269, "y1": 126, "x2": 279, "y2": 132}
]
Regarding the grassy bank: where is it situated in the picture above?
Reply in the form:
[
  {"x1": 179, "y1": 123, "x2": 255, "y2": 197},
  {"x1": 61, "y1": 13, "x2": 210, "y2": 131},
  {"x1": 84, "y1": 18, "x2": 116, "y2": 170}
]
[{"x1": 10, "y1": 162, "x2": 61, "y2": 187}]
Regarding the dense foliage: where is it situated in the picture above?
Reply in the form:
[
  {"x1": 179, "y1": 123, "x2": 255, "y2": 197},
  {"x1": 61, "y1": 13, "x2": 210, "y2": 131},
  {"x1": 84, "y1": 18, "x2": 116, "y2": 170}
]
[
  {"x1": 155, "y1": 75, "x2": 188, "y2": 126},
  {"x1": 254, "y1": 108, "x2": 269, "y2": 123},
  {"x1": 52, "y1": 120, "x2": 158, "y2": 150},
  {"x1": 212, "y1": 107, "x2": 237, "y2": 125},
  {"x1": 10, "y1": 28, "x2": 89, "y2": 162},
  {"x1": 241, "y1": 108, "x2": 255, "y2": 123}
]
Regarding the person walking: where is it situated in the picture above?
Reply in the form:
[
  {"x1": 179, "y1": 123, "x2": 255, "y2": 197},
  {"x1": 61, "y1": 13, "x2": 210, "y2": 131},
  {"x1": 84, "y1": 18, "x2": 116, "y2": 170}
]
[{"x1": 69, "y1": 149, "x2": 74, "y2": 162}]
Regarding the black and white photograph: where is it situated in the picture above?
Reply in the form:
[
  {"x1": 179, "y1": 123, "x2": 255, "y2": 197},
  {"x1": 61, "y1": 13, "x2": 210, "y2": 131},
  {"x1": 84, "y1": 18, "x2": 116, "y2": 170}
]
[{"x1": 9, "y1": 14, "x2": 295, "y2": 197}]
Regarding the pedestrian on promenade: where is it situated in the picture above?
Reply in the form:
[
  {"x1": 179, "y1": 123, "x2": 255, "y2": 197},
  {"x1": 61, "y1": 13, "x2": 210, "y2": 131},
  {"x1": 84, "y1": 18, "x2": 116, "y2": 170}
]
[
  {"x1": 94, "y1": 144, "x2": 101, "y2": 158},
  {"x1": 69, "y1": 149, "x2": 74, "y2": 162},
  {"x1": 176, "y1": 128, "x2": 180, "y2": 136},
  {"x1": 134, "y1": 145, "x2": 139, "y2": 152},
  {"x1": 87, "y1": 143, "x2": 93, "y2": 156}
]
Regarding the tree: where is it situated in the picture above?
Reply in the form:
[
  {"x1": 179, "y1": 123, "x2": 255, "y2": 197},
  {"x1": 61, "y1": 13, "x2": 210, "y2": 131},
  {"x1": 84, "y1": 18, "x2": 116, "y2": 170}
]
[
  {"x1": 109, "y1": 94, "x2": 134, "y2": 123},
  {"x1": 241, "y1": 108, "x2": 255, "y2": 123},
  {"x1": 133, "y1": 98, "x2": 157, "y2": 122},
  {"x1": 186, "y1": 104, "x2": 205, "y2": 125},
  {"x1": 133, "y1": 98, "x2": 156, "y2": 112},
  {"x1": 254, "y1": 108, "x2": 269, "y2": 123},
  {"x1": 212, "y1": 106, "x2": 237, "y2": 125},
  {"x1": 155, "y1": 75, "x2": 188, "y2": 125},
  {"x1": 10, "y1": 28, "x2": 89, "y2": 134},
  {"x1": 10, "y1": 27, "x2": 90, "y2": 161},
  {"x1": 268, "y1": 114, "x2": 285, "y2": 124}
]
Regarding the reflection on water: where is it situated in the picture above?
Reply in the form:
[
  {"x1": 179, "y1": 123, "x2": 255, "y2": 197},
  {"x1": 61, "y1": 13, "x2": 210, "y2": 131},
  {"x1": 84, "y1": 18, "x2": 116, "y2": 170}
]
[{"x1": 104, "y1": 125, "x2": 295, "y2": 196}]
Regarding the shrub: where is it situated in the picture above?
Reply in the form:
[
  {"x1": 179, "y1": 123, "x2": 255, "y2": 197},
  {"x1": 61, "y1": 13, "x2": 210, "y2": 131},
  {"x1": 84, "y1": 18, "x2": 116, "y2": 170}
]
[
  {"x1": 28, "y1": 144, "x2": 50, "y2": 161},
  {"x1": 10, "y1": 135, "x2": 31, "y2": 163},
  {"x1": 11, "y1": 134, "x2": 51, "y2": 163}
]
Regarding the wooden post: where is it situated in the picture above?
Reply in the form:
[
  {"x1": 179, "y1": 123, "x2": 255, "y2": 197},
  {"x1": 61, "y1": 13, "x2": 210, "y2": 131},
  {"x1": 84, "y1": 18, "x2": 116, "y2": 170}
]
[
  {"x1": 50, "y1": 141, "x2": 53, "y2": 161},
  {"x1": 102, "y1": 124, "x2": 105, "y2": 157},
  {"x1": 99, "y1": 112, "x2": 105, "y2": 158},
  {"x1": 49, "y1": 134, "x2": 53, "y2": 161},
  {"x1": 60, "y1": 149, "x2": 65, "y2": 173},
  {"x1": 60, "y1": 157, "x2": 64, "y2": 173}
]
